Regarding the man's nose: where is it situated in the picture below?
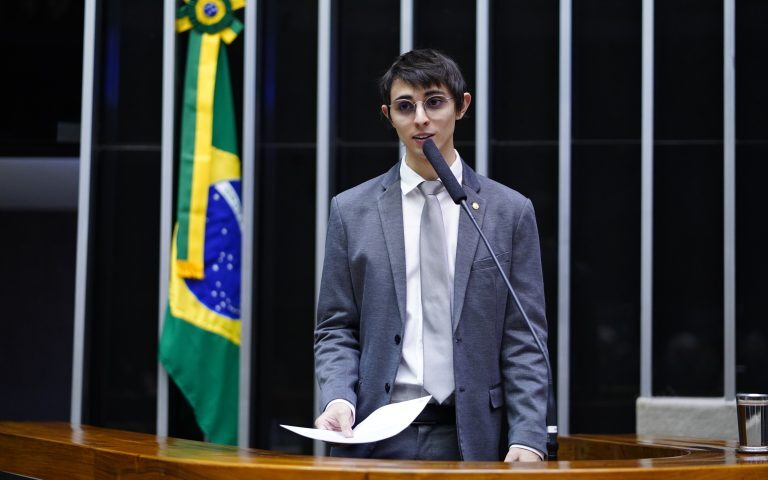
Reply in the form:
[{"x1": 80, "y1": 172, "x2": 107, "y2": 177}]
[{"x1": 414, "y1": 102, "x2": 430, "y2": 124}]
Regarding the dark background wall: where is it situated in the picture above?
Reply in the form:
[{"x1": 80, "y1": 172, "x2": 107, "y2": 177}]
[
  {"x1": 0, "y1": 0, "x2": 83, "y2": 424},
  {"x1": 1, "y1": 0, "x2": 767, "y2": 458}
]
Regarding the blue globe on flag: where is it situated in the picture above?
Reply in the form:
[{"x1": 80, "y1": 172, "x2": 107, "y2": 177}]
[{"x1": 185, "y1": 180, "x2": 241, "y2": 320}]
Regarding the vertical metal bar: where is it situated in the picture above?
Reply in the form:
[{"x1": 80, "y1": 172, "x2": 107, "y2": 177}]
[
  {"x1": 238, "y1": 0, "x2": 259, "y2": 448},
  {"x1": 723, "y1": 0, "x2": 736, "y2": 401},
  {"x1": 156, "y1": 0, "x2": 176, "y2": 439},
  {"x1": 557, "y1": 0, "x2": 572, "y2": 435},
  {"x1": 400, "y1": 0, "x2": 413, "y2": 53},
  {"x1": 399, "y1": 0, "x2": 413, "y2": 160},
  {"x1": 70, "y1": 0, "x2": 97, "y2": 427},
  {"x1": 314, "y1": 0, "x2": 332, "y2": 457},
  {"x1": 640, "y1": 0, "x2": 654, "y2": 399},
  {"x1": 475, "y1": 0, "x2": 489, "y2": 176}
]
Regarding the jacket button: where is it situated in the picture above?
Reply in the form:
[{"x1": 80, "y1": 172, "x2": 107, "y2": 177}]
[
  {"x1": 385, "y1": 383, "x2": 391, "y2": 393},
  {"x1": 459, "y1": 387, "x2": 466, "y2": 393},
  {"x1": 455, "y1": 337, "x2": 462, "y2": 343},
  {"x1": 394, "y1": 334, "x2": 401, "y2": 345}
]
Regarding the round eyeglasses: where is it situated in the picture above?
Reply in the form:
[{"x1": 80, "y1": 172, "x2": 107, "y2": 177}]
[{"x1": 387, "y1": 95, "x2": 454, "y2": 119}]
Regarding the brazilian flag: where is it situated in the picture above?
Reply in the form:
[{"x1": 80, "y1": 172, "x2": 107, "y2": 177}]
[{"x1": 159, "y1": 0, "x2": 245, "y2": 445}]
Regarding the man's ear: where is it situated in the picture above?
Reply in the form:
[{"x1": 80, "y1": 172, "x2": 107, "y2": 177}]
[
  {"x1": 457, "y1": 92, "x2": 472, "y2": 120},
  {"x1": 381, "y1": 104, "x2": 394, "y2": 126}
]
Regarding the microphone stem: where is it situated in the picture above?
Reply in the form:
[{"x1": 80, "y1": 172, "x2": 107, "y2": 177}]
[{"x1": 459, "y1": 199, "x2": 559, "y2": 460}]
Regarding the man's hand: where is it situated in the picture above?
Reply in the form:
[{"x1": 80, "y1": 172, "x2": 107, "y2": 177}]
[
  {"x1": 314, "y1": 402, "x2": 354, "y2": 438},
  {"x1": 504, "y1": 447, "x2": 543, "y2": 462}
]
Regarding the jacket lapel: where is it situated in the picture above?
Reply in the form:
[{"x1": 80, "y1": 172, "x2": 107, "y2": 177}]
[
  {"x1": 453, "y1": 162, "x2": 484, "y2": 332},
  {"x1": 378, "y1": 164, "x2": 407, "y2": 327}
]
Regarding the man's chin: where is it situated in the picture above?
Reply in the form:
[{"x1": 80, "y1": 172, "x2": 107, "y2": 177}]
[{"x1": 414, "y1": 142, "x2": 439, "y2": 157}]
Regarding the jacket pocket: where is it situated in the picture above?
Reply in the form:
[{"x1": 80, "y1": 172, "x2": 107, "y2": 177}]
[
  {"x1": 472, "y1": 251, "x2": 511, "y2": 271},
  {"x1": 489, "y1": 383, "x2": 504, "y2": 409}
]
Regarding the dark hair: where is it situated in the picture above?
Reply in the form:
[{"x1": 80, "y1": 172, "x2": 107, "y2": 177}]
[{"x1": 378, "y1": 49, "x2": 468, "y2": 113}]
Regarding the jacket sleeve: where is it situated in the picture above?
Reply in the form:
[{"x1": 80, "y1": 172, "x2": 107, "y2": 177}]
[
  {"x1": 501, "y1": 198, "x2": 549, "y2": 455},
  {"x1": 314, "y1": 196, "x2": 361, "y2": 411}
]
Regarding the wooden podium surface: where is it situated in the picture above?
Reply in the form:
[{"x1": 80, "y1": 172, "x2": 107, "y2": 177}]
[{"x1": 2, "y1": 421, "x2": 768, "y2": 479}]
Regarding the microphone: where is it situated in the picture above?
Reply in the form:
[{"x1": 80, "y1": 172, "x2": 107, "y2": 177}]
[
  {"x1": 421, "y1": 139, "x2": 559, "y2": 460},
  {"x1": 421, "y1": 141, "x2": 467, "y2": 203}
]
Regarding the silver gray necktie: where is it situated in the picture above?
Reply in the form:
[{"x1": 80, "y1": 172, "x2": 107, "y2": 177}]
[{"x1": 418, "y1": 180, "x2": 454, "y2": 404}]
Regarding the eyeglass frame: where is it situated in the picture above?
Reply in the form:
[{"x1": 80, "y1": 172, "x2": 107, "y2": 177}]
[{"x1": 385, "y1": 95, "x2": 456, "y2": 120}]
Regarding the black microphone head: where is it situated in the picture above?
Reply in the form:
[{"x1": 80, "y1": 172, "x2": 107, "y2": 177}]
[{"x1": 422, "y1": 139, "x2": 467, "y2": 204}]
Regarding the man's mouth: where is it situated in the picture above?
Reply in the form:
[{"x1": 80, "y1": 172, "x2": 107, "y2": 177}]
[{"x1": 413, "y1": 133, "x2": 435, "y2": 141}]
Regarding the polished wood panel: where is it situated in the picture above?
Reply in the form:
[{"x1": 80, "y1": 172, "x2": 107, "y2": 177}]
[{"x1": 1, "y1": 422, "x2": 767, "y2": 479}]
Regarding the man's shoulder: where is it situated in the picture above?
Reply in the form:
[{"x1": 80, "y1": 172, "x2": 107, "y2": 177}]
[
  {"x1": 334, "y1": 166, "x2": 397, "y2": 206},
  {"x1": 336, "y1": 175, "x2": 385, "y2": 201},
  {"x1": 474, "y1": 172, "x2": 529, "y2": 207}
]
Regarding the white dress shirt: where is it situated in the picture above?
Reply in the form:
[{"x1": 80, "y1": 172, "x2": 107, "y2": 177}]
[{"x1": 391, "y1": 152, "x2": 462, "y2": 399}]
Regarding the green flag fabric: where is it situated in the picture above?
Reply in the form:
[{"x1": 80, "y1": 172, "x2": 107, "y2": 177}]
[{"x1": 159, "y1": 0, "x2": 245, "y2": 445}]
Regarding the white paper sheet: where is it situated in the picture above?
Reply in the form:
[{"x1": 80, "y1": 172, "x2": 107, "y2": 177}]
[{"x1": 280, "y1": 395, "x2": 432, "y2": 444}]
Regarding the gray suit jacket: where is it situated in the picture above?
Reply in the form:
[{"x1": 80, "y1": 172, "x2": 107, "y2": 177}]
[{"x1": 314, "y1": 161, "x2": 549, "y2": 460}]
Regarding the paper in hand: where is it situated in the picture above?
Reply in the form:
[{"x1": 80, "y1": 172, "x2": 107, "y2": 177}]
[{"x1": 280, "y1": 395, "x2": 431, "y2": 444}]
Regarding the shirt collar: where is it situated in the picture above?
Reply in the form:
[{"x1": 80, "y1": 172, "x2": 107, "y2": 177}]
[{"x1": 400, "y1": 150, "x2": 464, "y2": 196}]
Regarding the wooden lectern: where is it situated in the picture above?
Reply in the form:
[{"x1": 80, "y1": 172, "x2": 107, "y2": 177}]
[{"x1": 1, "y1": 422, "x2": 767, "y2": 479}]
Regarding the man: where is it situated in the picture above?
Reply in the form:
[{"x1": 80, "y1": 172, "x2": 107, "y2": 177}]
[{"x1": 314, "y1": 49, "x2": 548, "y2": 462}]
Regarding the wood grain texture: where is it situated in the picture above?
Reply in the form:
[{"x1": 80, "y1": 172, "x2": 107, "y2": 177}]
[{"x1": 1, "y1": 422, "x2": 767, "y2": 479}]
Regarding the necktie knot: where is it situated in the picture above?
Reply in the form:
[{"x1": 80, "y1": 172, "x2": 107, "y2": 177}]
[{"x1": 419, "y1": 180, "x2": 444, "y2": 196}]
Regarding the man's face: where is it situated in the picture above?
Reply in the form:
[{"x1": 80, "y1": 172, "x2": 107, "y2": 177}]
[{"x1": 381, "y1": 79, "x2": 471, "y2": 169}]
